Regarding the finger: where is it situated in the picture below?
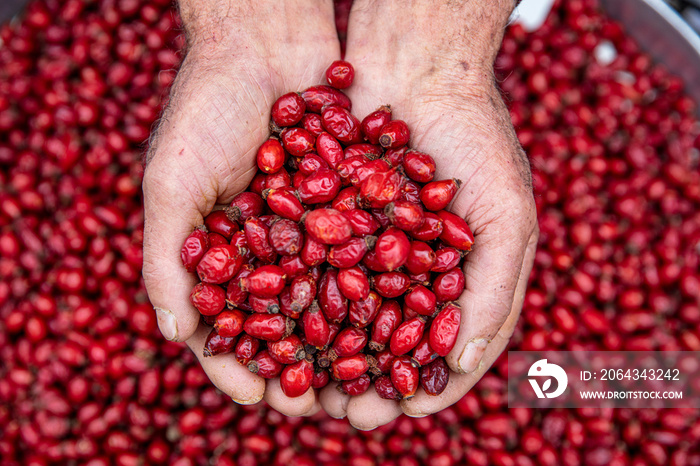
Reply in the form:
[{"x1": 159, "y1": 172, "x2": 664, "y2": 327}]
[
  {"x1": 142, "y1": 157, "x2": 210, "y2": 342},
  {"x1": 346, "y1": 387, "x2": 403, "y2": 431},
  {"x1": 301, "y1": 398, "x2": 323, "y2": 417},
  {"x1": 187, "y1": 323, "x2": 266, "y2": 404},
  {"x1": 445, "y1": 194, "x2": 537, "y2": 374},
  {"x1": 319, "y1": 383, "x2": 350, "y2": 419},
  {"x1": 403, "y1": 228, "x2": 537, "y2": 416},
  {"x1": 263, "y1": 378, "x2": 318, "y2": 417}
]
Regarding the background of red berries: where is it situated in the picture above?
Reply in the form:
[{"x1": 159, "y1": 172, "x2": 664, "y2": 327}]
[{"x1": 1, "y1": 0, "x2": 699, "y2": 465}]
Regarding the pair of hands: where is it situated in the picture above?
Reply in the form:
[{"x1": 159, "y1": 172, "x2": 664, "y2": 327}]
[{"x1": 142, "y1": 0, "x2": 537, "y2": 429}]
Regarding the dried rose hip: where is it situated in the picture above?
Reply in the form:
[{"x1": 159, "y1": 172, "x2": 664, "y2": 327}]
[
  {"x1": 384, "y1": 200, "x2": 425, "y2": 232},
  {"x1": 322, "y1": 105, "x2": 362, "y2": 145},
  {"x1": 436, "y1": 210, "x2": 474, "y2": 251},
  {"x1": 430, "y1": 303, "x2": 461, "y2": 356},
  {"x1": 235, "y1": 335, "x2": 260, "y2": 366},
  {"x1": 330, "y1": 327, "x2": 367, "y2": 359},
  {"x1": 325, "y1": 60, "x2": 355, "y2": 89},
  {"x1": 420, "y1": 179, "x2": 461, "y2": 212},
  {"x1": 375, "y1": 375, "x2": 402, "y2": 400},
  {"x1": 243, "y1": 314, "x2": 294, "y2": 342},
  {"x1": 281, "y1": 127, "x2": 315, "y2": 156},
  {"x1": 271, "y1": 92, "x2": 306, "y2": 127},
  {"x1": 268, "y1": 219, "x2": 304, "y2": 256},
  {"x1": 248, "y1": 350, "x2": 284, "y2": 379},
  {"x1": 264, "y1": 187, "x2": 305, "y2": 222},
  {"x1": 405, "y1": 241, "x2": 437, "y2": 275},
  {"x1": 298, "y1": 169, "x2": 341, "y2": 204},
  {"x1": 390, "y1": 316, "x2": 426, "y2": 356},
  {"x1": 304, "y1": 208, "x2": 353, "y2": 245},
  {"x1": 214, "y1": 309, "x2": 246, "y2": 338},
  {"x1": 302, "y1": 301, "x2": 331, "y2": 348},
  {"x1": 391, "y1": 356, "x2": 419, "y2": 398},
  {"x1": 318, "y1": 269, "x2": 349, "y2": 323},
  {"x1": 280, "y1": 359, "x2": 314, "y2": 397},
  {"x1": 404, "y1": 285, "x2": 437, "y2": 316},
  {"x1": 361, "y1": 106, "x2": 392, "y2": 145},
  {"x1": 340, "y1": 374, "x2": 371, "y2": 396},
  {"x1": 203, "y1": 328, "x2": 237, "y2": 357},
  {"x1": 196, "y1": 245, "x2": 245, "y2": 284},
  {"x1": 181, "y1": 227, "x2": 210, "y2": 273},
  {"x1": 337, "y1": 266, "x2": 371, "y2": 301},
  {"x1": 190, "y1": 282, "x2": 226, "y2": 316},
  {"x1": 328, "y1": 236, "x2": 375, "y2": 268},
  {"x1": 348, "y1": 291, "x2": 382, "y2": 329},
  {"x1": 374, "y1": 227, "x2": 410, "y2": 272},
  {"x1": 301, "y1": 85, "x2": 352, "y2": 114},
  {"x1": 331, "y1": 354, "x2": 370, "y2": 381},
  {"x1": 359, "y1": 167, "x2": 404, "y2": 208},
  {"x1": 433, "y1": 268, "x2": 466, "y2": 303},
  {"x1": 369, "y1": 300, "x2": 402, "y2": 351},
  {"x1": 257, "y1": 138, "x2": 286, "y2": 174},
  {"x1": 244, "y1": 217, "x2": 277, "y2": 263},
  {"x1": 240, "y1": 265, "x2": 287, "y2": 298},
  {"x1": 420, "y1": 357, "x2": 449, "y2": 396},
  {"x1": 372, "y1": 272, "x2": 410, "y2": 298},
  {"x1": 378, "y1": 120, "x2": 410, "y2": 149},
  {"x1": 228, "y1": 192, "x2": 265, "y2": 223},
  {"x1": 402, "y1": 150, "x2": 436, "y2": 183}
]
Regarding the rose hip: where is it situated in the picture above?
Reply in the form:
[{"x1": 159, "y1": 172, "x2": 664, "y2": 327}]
[
  {"x1": 301, "y1": 85, "x2": 352, "y2": 113},
  {"x1": 298, "y1": 153, "x2": 329, "y2": 176},
  {"x1": 432, "y1": 247, "x2": 462, "y2": 272},
  {"x1": 344, "y1": 143, "x2": 383, "y2": 159},
  {"x1": 420, "y1": 179, "x2": 461, "y2": 212},
  {"x1": 350, "y1": 158, "x2": 391, "y2": 187},
  {"x1": 325, "y1": 60, "x2": 355, "y2": 89},
  {"x1": 410, "y1": 212, "x2": 444, "y2": 241},
  {"x1": 420, "y1": 358, "x2": 449, "y2": 396},
  {"x1": 196, "y1": 245, "x2": 245, "y2": 284},
  {"x1": 304, "y1": 208, "x2": 353, "y2": 245},
  {"x1": 331, "y1": 186, "x2": 360, "y2": 212},
  {"x1": 269, "y1": 334, "x2": 306, "y2": 365},
  {"x1": 375, "y1": 375, "x2": 402, "y2": 400},
  {"x1": 228, "y1": 192, "x2": 265, "y2": 223},
  {"x1": 391, "y1": 356, "x2": 419, "y2": 398},
  {"x1": 429, "y1": 303, "x2": 461, "y2": 356},
  {"x1": 385, "y1": 200, "x2": 425, "y2": 231},
  {"x1": 402, "y1": 150, "x2": 436, "y2": 183},
  {"x1": 243, "y1": 314, "x2": 293, "y2": 342},
  {"x1": 348, "y1": 291, "x2": 383, "y2": 328},
  {"x1": 361, "y1": 106, "x2": 392, "y2": 145},
  {"x1": 372, "y1": 272, "x2": 411, "y2": 298},
  {"x1": 328, "y1": 236, "x2": 376, "y2": 268},
  {"x1": 322, "y1": 105, "x2": 362, "y2": 144},
  {"x1": 378, "y1": 120, "x2": 410, "y2": 149},
  {"x1": 289, "y1": 274, "x2": 317, "y2": 312},
  {"x1": 433, "y1": 268, "x2": 466, "y2": 303},
  {"x1": 214, "y1": 309, "x2": 246, "y2": 338},
  {"x1": 264, "y1": 187, "x2": 305, "y2": 222},
  {"x1": 203, "y1": 328, "x2": 237, "y2": 357},
  {"x1": 303, "y1": 301, "x2": 331, "y2": 348},
  {"x1": 280, "y1": 359, "x2": 314, "y2": 398},
  {"x1": 318, "y1": 270, "x2": 349, "y2": 323},
  {"x1": 337, "y1": 155, "x2": 370, "y2": 180},
  {"x1": 257, "y1": 138, "x2": 286, "y2": 174},
  {"x1": 404, "y1": 285, "x2": 437, "y2": 316},
  {"x1": 265, "y1": 168, "x2": 292, "y2": 189},
  {"x1": 390, "y1": 316, "x2": 426, "y2": 355},
  {"x1": 208, "y1": 232, "x2": 229, "y2": 247},
  {"x1": 337, "y1": 266, "x2": 371, "y2": 301},
  {"x1": 204, "y1": 210, "x2": 238, "y2": 240},
  {"x1": 374, "y1": 227, "x2": 410, "y2": 272},
  {"x1": 271, "y1": 92, "x2": 306, "y2": 127},
  {"x1": 436, "y1": 210, "x2": 474, "y2": 251},
  {"x1": 340, "y1": 374, "x2": 370, "y2": 396},
  {"x1": 268, "y1": 219, "x2": 303, "y2": 256},
  {"x1": 370, "y1": 300, "x2": 402, "y2": 351},
  {"x1": 359, "y1": 167, "x2": 404, "y2": 209},
  {"x1": 240, "y1": 265, "x2": 286, "y2": 297},
  {"x1": 311, "y1": 370, "x2": 330, "y2": 389},
  {"x1": 235, "y1": 335, "x2": 260, "y2": 366},
  {"x1": 248, "y1": 294, "x2": 280, "y2": 314},
  {"x1": 281, "y1": 128, "x2": 315, "y2": 156},
  {"x1": 248, "y1": 350, "x2": 283, "y2": 379},
  {"x1": 330, "y1": 327, "x2": 367, "y2": 359},
  {"x1": 298, "y1": 169, "x2": 341, "y2": 204},
  {"x1": 181, "y1": 227, "x2": 210, "y2": 273},
  {"x1": 413, "y1": 334, "x2": 439, "y2": 366},
  {"x1": 190, "y1": 282, "x2": 226, "y2": 316},
  {"x1": 331, "y1": 354, "x2": 370, "y2": 381},
  {"x1": 244, "y1": 217, "x2": 277, "y2": 263}
]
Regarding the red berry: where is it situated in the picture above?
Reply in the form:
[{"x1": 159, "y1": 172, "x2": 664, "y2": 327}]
[
  {"x1": 432, "y1": 247, "x2": 462, "y2": 272},
  {"x1": 316, "y1": 132, "x2": 345, "y2": 170},
  {"x1": 298, "y1": 153, "x2": 329, "y2": 176},
  {"x1": 412, "y1": 334, "x2": 438, "y2": 366},
  {"x1": 429, "y1": 303, "x2": 461, "y2": 356},
  {"x1": 344, "y1": 143, "x2": 383, "y2": 159},
  {"x1": 391, "y1": 356, "x2": 419, "y2": 398},
  {"x1": 190, "y1": 282, "x2": 226, "y2": 316},
  {"x1": 264, "y1": 187, "x2": 305, "y2": 222},
  {"x1": 280, "y1": 359, "x2": 314, "y2": 397},
  {"x1": 331, "y1": 186, "x2": 360, "y2": 212},
  {"x1": 248, "y1": 294, "x2": 280, "y2": 314},
  {"x1": 298, "y1": 169, "x2": 342, "y2": 204},
  {"x1": 301, "y1": 113, "x2": 324, "y2": 136},
  {"x1": 351, "y1": 158, "x2": 391, "y2": 187},
  {"x1": 343, "y1": 209, "x2": 381, "y2": 236},
  {"x1": 410, "y1": 212, "x2": 444, "y2": 241},
  {"x1": 203, "y1": 327, "x2": 237, "y2": 357},
  {"x1": 374, "y1": 227, "x2": 410, "y2": 272},
  {"x1": 300, "y1": 235, "x2": 328, "y2": 266},
  {"x1": 384, "y1": 200, "x2": 425, "y2": 231},
  {"x1": 378, "y1": 120, "x2": 410, "y2": 149},
  {"x1": 322, "y1": 105, "x2": 362, "y2": 144},
  {"x1": 301, "y1": 85, "x2": 352, "y2": 114},
  {"x1": 420, "y1": 358, "x2": 449, "y2": 396},
  {"x1": 303, "y1": 301, "x2": 331, "y2": 348},
  {"x1": 304, "y1": 208, "x2": 353, "y2": 245},
  {"x1": 420, "y1": 179, "x2": 461, "y2": 212},
  {"x1": 402, "y1": 150, "x2": 436, "y2": 183},
  {"x1": 312, "y1": 370, "x2": 330, "y2": 389},
  {"x1": 228, "y1": 192, "x2": 265, "y2": 223},
  {"x1": 318, "y1": 269, "x2": 349, "y2": 323},
  {"x1": 331, "y1": 354, "x2": 370, "y2": 380},
  {"x1": 337, "y1": 266, "x2": 371, "y2": 301},
  {"x1": 330, "y1": 327, "x2": 367, "y2": 358},
  {"x1": 404, "y1": 285, "x2": 437, "y2": 316},
  {"x1": 235, "y1": 335, "x2": 260, "y2": 366},
  {"x1": 359, "y1": 167, "x2": 404, "y2": 208},
  {"x1": 325, "y1": 60, "x2": 355, "y2": 89},
  {"x1": 390, "y1": 316, "x2": 426, "y2": 355},
  {"x1": 240, "y1": 264, "x2": 286, "y2": 298},
  {"x1": 268, "y1": 219, "x2": 304, "y2": 256},
  {"x1": 243, "y1": 314, "x2": 294, "y2": 342},
  {"x1": 405, "y1": 241, "x2": 437, "y2": 275},
  {"x1": 196, "y1": 245, "x2": 245, "y2": 284},
  {"x1": 433, "y1": 268, "x2": 466, "y2": 303},
  {"x1": 361, "y1": 106, "x2": 392, "y2": 145},
  {"x1": 181, "y1": 227, "x2": 210, "y2": 273},
  {"x1": 271, "y1": 92, "x2": 306, "y2": 127},
  {"x1": 348, "y1": 291, "x2": 383, "y2": 328},
  {"x1": 257, "y1": 138, "x2": 286, "y2": 174},
  {"x1": 248, "y1": 350, "x2": 283, "y2": 378},
  {"x1": 375, "y1": 375, "x2": 402, "y2": 400},
  {"x1": 244, "y1": 217, "x2": 277, "y2": 263},
  {"x1": 337, "y1": 155, "x2": 371, "y2": 181},
  {"x1": 204, "y1": 210, "x2": 239, "y2": 239},
  {"x1": 281, "y1": 127, "x2": 315, "y2": 156},
  {"x1": 369, "y1": 300, "x2": 402, "y2": 351},
  {"x1": 436, "y1": 210, "x2": 474, "y2": 251},
  {"x1": 214, "y1": 309, "x2": 246, "y2": 338},
  {"x1": 328, "y1": 236, "x2": 376, "y2": 268},
  {"x1": 372, "y1": 272, "x2": 411, "y2": 298},
  {"x1": 289, "y1": 274, "x2": 317, "y2": 312},
  {"x1": 340, "y1": 374, "x2": 370, "y2": 396}
]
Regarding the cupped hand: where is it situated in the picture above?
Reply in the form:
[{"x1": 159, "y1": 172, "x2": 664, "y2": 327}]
[
  {"x1": 142, "y1": 0, "x2": 339, "y2": 415},
  {"x1": 320, "y1": 0, "x2": 539, "y2": 429}
]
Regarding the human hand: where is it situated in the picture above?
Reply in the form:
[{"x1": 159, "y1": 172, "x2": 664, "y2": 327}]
[
  {"x1": 142, "y1": 0, "x2": 340, "y2": 416},
  {"x1": 319, "y1": 0, "x2": 539, "y2": 429}
]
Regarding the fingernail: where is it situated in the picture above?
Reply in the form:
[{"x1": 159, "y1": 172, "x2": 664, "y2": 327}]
[
  {"x1": 458, "y1": 338, "x2": 489, "y2": 373},
  {"x1": 155, "y1": 307, "x2": 178, "y2": 341},
  {"x1": 232, "y1": 394, "x2": 263, "y2": 405}
]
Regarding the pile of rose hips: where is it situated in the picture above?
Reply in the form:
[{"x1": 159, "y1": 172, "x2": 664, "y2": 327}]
[
  {"x1": 1, "y1": 0, "x2": 700, "y2": 464},
  {"x1": 181, "y1": 60, "x2": 472, "y2": 400}
]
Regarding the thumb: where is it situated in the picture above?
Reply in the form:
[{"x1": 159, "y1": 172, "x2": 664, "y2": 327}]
[{"x1": 142, "y1": 160, "x2": 208, "y2": 342}]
